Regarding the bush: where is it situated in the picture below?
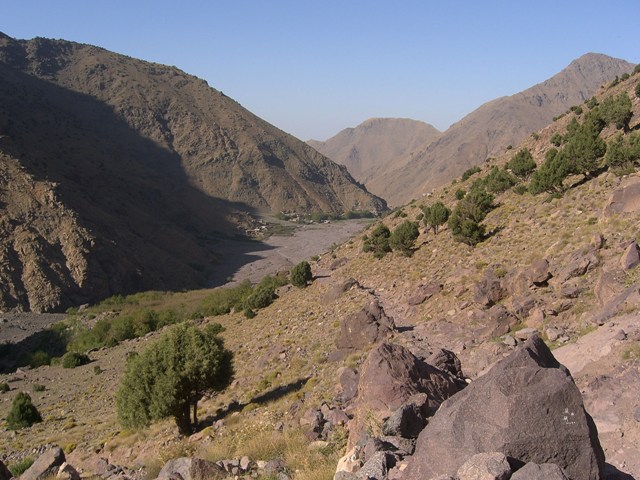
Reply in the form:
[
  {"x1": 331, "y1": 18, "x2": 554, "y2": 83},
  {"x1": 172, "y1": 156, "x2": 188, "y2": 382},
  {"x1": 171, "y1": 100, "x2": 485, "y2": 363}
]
[
  {"x1": 6, "y1": 392, "x2": 42, "y2": 430},
  {"x1": 28, "y1": 350, "x2": 51, "y2": 368},
  {"x1": 473, "y1": 167, "x2": 517, "y2": 194},
  {"x1": 363, "y1": 223, "x2": 391, "y2": 259},
  {"x1": 550, "y1": 133, "x2": 563, "y2": 147},
  {"x1": 8, "y1": 457, "x2": 35, "y2": 477},
  {"x1": 243, "y1": 308, "x2": 256, "y2": 319},
  {"x1": 605, "y1": 132, "x2": 640, "y2": 173},
  {"x1": 448, "y1": 188, "x2": 494, "y2": 246},
  {"x1": 461, "y1": 166, "x2": 481, "y2": 181},
  {"x1": 32, "y1": 384, "x2": 46, "y2": 392},
  {"x1": 290, "y1": 261, "x2": 312, "y2": 288},
  {"x1": 600, "y1": 92, "x2": 633, "y2": 131},
  {"x1": 586, "y1": 97, "x2": 599, "y2": 109},
  {"x1": 635, "y1": 64, "x2": 640, "y2": 75},
  {"x1": 116, "y1": 322, "x2": 233, "y2": 435},
  {"x1": 506, "y1": 148, "x2": 537, "y2": 179},
  {"x1": 0, "y1": 382, "x2": 9, "y2": 393},
  {"x1": 455, "y1": 189, "x2": 466, "y2": 200},
  {"x1": 636, "y1": 81, "x2": 640, "y2": 99},
  {"x1": 62, "y1": 352, "x2": 90, "y2": 369},
  {"x1": 244, "y1": 284, "x2": 276, "y2": 310},
  {"x1": 422, "y1": 201, "x2": 450, "y2": 234},
  {"x1": 563, "y1": 110, "x2": 606, "y2": 174},
  {"x1": 621, "y1": 73, "x2": 630, "y2": 81},
  {"x1": 528, "y1": 148, "x2": 571, "y2": 194},
  {"x1": 389, "y1": 221, "x2": 420, "y2": 256}
]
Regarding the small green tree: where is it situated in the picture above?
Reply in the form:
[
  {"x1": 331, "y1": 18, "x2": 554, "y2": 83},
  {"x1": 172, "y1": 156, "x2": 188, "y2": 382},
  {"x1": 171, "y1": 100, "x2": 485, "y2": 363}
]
[
  {"x1": 506, "y1": 148, "x2": 537, "y2": 179},
  {"x1": 528, "y1": 148, "x2": 571, "y2": 194},
  {"x1": 389, "y1": 221, "x2": 420, "y2": 256},
  {"x1": 635, "y1": 81, "x2": 640, "y2": 99},
  {"x1": 6, "y1": 392, "x2": 42, "y2": 430},
  {"x1": 290, "y1": 261, "x2": 312, "y2": 288},
  {"x1": 550, "y1": 133, "x2": 563, "y2": 147},
  {"x1": 62, "y1": 352, "x2": 90, "y2": 369},
  {"x1": 363, "y1": 223, "x2": 392, "y2": 259},
  {"x1": 605, "y1": 132, "x2": 640, "y2": 173},
  {"x1": 422, "y1": 201, "x2": 450, "y2": 234},
  {"x1": 600, "y1": 92, "x2": 633, "y2": 131},
  {"x1": 447, "y1": 188, "x2": 494, "y2": 246},
  {"x1": 116, "y1": 322, "x2": 233, "y2": 435},
  {"x1": 461, "y1": 166, "x2": 481, "y2": 181}
]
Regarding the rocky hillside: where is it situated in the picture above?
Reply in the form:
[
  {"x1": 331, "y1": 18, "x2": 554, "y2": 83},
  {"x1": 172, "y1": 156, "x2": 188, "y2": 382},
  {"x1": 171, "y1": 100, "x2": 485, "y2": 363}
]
[
  {"x1": 1, "y1": 71, "x2": 639, "y2": 479},
  {"x1": 371, "y1": 53, "x2": 634, "y2": 205},
  {"x1": 307, "y1": 118, "x2": 440, "y2": 186},
  {"x1": 0, "y1": 32, "x2": 386, "y2": 312}
]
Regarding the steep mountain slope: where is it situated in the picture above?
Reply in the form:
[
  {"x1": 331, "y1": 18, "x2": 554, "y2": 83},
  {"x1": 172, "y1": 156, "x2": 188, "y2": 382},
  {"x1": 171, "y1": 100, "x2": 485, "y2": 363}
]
[
  {"x1": 0, "y1": 32, "x2": 386, "y2": 312},
  {"x1": 372, "y1": 53, "x2": 634, "y2": 205},
  {"x1": 2, "y1": 72, "x2": 639, "y2": 479},
  {"x1": 307, "y1": 118, "x2": 440, "y2": 185}
]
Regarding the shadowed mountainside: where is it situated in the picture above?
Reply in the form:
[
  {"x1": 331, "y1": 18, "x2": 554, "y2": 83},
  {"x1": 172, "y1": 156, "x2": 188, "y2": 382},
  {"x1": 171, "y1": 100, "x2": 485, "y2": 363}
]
[{"x1": 0, "y1": 32, "x2": 385, "y2": 312}]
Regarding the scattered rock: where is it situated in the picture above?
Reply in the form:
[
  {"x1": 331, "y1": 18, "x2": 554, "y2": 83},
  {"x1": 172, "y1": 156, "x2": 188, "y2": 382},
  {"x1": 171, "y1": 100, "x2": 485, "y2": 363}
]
[
  {"x1": 503, "y1": 335, "x2": 517, "y2": 347},
  {"x1": 591, "y1": 233, "x2": 605, "y2": 250},
  {"x1": 603, "y1": 176, "x2": 640, "y2": 216},
  {"x1": 474, "y1": 270, "x2": 506, "y2": 307},
  {"x1": 335, "y1": 447, "x2": 362, "y2": 478},
  {"x1": 526, "y1": 258, "x2": 551, "y2": 285},
  {"x1": 157, "y1": 457, "x2": 225, "y2": 480},
  {"x1": 545, "y1": 327, "x2": 561, "y2": 342},
  {"x1": 526, "y1": 308, "x2": 545, "y2": 328},
  {"x1": 349, "y1": 342, "x2": 462, "y2": 449},
  {"x1": 21, "y1": 446, "x2": 66, "y2": 480},
  {"x1": 595, "y1": 269, "x2": 625, "y2": 305},
  {"x1": 620, "y1": 242, "x2": 640, "y2": 271},
  {"x1": 514, "y1": 327, "x2": 538, "y2": 341},
  {"x1": 614, "y1": 329, "x2": 627, "y2": 341},
  {"x1": 427, "y1": 349, "x2": 464, "y2": 379},
  {"x1": 407, "y1": 283, "x2": 442, "y2": 306},
  {"x1": 403, "y1": 336, "x2": 605, "y2": 480},
  {"x1": 330, "y1": 258, "x2": 349, "y2": 270},
  {"x1": 456, "y1": 452, "x2": 511, "y2": 480},
  {"x1": 338, "y1": 367, "x2": 360, "y2": 402},
  {"x1": 324, "y1": 278, "x2": 359, "y2": 303},
  {"x1": 510, "y1": 462, "x2": 569, "y2": 479},
  {"x1": 382, "y1": 393, "x2": 429, "y2": 438},
  {"x1": 56, "y1": 462, "x2": 80, "y2": 480},
  {"x1": 552, "y1": 247, "x2": 600, "y2": 285},
  {"x1": 357, "y1": 451, "x2": 393, "y2": 480},
  {"x1": 335, "y1": 300, "x2": 395, "y2": 351}
]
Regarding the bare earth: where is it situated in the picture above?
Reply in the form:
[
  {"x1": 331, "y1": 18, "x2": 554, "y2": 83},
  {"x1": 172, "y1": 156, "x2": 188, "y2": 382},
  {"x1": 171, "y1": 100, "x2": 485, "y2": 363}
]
[{"x1": 210, "y1": 219, "x2": 371, "y2": 287}]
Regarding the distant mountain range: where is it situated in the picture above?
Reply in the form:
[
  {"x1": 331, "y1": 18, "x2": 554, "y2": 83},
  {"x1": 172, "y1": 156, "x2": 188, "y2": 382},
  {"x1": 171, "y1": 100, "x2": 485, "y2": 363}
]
[
  {"x1": 0, "y1": 32, "x2": 385, "y2": 311},
  {"x1": 308, "y1": 118, "x2": 441, "y2": 186},
  {"x1": 313, "y1": 53, "x2": 634, "y2": 206}
]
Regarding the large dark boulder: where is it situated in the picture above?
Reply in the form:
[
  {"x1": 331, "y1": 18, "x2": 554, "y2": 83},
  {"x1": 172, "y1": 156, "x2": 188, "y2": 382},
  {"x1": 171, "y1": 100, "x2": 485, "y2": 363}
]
[
  {"x1": 157, "y1": 457, "x2": 225, "y2": 480},
  {"x1": 0, "y1": 461, "x2": 12, "y2": 480},
  {"x1": 335, "y1": 300, "x2": 395, "y2": 351},
  {"x1": 510, "y1": 462, "x2": 569, "y2": 479},
  {"x1": 402, "y1": 335, "x2": 605, "y2": 480},
  {"x1": 348, "y1": 342, "x2": 462, "y2": 448}
]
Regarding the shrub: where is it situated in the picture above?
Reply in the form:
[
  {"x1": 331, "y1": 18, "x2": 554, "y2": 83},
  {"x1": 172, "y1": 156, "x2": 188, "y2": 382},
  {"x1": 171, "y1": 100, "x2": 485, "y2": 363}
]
[
  {"x1": 563, "y1": 110, "x2": 606, "y2": 174},
  {"x1": 461, "y1": 166, "x2": 481, "y2": 181},
  {"x1": 506, "y1": 148, "x2": 537, "y2": 179},
  {"x1": 550, "y1": 132, "x2": 563, "y2": 147},
  {"x1": 448, "y1": 188, "x2": 494, "y2": 246},
  {"x1": 389, "y1": 221, "x2": 420, "y2": 256},
  {"x1": 290, "y1": 261, "x2": 312, "y2": 288},
  {"x1": 244, "y1": 284, "x2": 276, "y2": 310},
  {"x1": 605, "y1": 132, "x2": 640, "y2": 173},
  {"x1": 62, "y1": 352, "x2": 90, "y2": 369},
  {"x1": 363, "y1": 223, "x2": 391, "y2": 259},
  {"x1": 32, "y1": 384, "x2": 46, "y2": 392},
  {"x1": 636, "y1": 81, "x2": 640, "y2": 99},
  {"x1": 635, "y1": 64, "x2": 640, "y2": 75},
  {"x1": 528, "y1": 148, "x2": 570, "y2": 194},
  {"x1": 8, "y1": 457, "x2": 35, "y2": 477},
  {"x1": 28, "y1": 350, "x2": 51, "y2": 368},
  {"x1": 6, "y1": 392, "x2": 42, "y2": 430},
  {"x1": 455, "y1": 189, "x2": 466, "y2": 200},
  {"x1": 474, "y1": 166, "x2": 517, "y2": 194},
  {"x1": 621, "y1": 73, "x2": 630, "y2": 81},
  {"x1": 116, "y1": 322, "x2": 233, "y2": 435},
  {"x1": 586, "y1": 97, "x2": 598, "y2": 109},
  {"x1": 0, "y1": 382, "x2": 9, "y2": 393},
  {"x1": 513, "y1": 184, "x2": 528, "y2": 195},
  {"x1": 422, "y1": 201, "x2": 450, "y2": 234},
  {"x1": 243, "y1": 308, "x2": 256, "y2": 319},
  {"x1": 600, "y1": 92, "x2": 633, "y2": 131}
]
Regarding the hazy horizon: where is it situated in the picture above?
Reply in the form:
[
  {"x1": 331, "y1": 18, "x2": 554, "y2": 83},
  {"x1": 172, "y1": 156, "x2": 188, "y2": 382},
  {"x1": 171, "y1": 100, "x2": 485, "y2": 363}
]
[{"x1": 3, "y1": 0, "x2": 639, "y2": 140}]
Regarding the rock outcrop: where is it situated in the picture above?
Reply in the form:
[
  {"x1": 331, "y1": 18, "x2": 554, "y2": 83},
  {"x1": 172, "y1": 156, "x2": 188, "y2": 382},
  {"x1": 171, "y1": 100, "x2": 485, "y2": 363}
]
[
  {"x1": 335, "y1": 301, "x2": 395, "y2": 351},
  {"x1": 403, "y1": 335, "x2": 605, "y2": 480},
  {"x1": 20, "y1": 447, "x2": 66, "y2": 480}
]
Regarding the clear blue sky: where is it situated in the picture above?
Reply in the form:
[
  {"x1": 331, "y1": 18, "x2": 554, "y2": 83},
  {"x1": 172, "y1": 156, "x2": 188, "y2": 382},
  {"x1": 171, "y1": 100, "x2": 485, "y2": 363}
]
[{"x1": 3, "y1": 1, "x2": 638, "y2": 140}]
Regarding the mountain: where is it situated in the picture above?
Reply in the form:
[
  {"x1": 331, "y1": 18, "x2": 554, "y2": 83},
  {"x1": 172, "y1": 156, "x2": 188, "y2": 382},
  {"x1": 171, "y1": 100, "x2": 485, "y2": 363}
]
[
  {"x1": 307, "y1": 118, "x2": 440, "y2": 185},
  {"x1": 2, "y1": 72, "x2": 639, "y2": 479},
  {"x1": 0, "y1": 32, "x2": 386, "y2": 312},
  {"x1": 370, "y1": 53, "x2": 634, "y2": 205}
]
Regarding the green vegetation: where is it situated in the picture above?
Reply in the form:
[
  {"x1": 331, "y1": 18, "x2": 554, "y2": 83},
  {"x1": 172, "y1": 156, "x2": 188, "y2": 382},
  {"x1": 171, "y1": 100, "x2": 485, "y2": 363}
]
[
  {"x1": 116, "y1": 322, "x2": 233, "y2": 435},
  {"x1": 600, "y1": 92, "x2": 633, "y2": 131},
  {"x1": 455, "y1": 188, "x2": 466, "y2": 200},
  {"x1": 550, "y1": 132, "x2": 563, "y2": 147},
  {"x1": 363, "y1": 223, "x2": 392, "y2": 259},
  {"x1": 32, "y1": 384, "x2": 46, "y2": 392},
  {"x1": 422, "y1": 201, "x2": 450, "y2": 234},
  {"x1": 461, "y1": 166, "x2": 481, "y2": 181},
  {"x1": 8, "y1": 457, "x2": 35, "y2": 477},
  {"x1": 448, "y1": 188, "x2": 494, "y2": 246},
  {"x1": 473, "y1": 166, "x2": 517, "y2": 193},
  {"x1": 290, "y1": 261, "x2": 312, "y2": 288},
  {"x1": 636, "y1": 81, "x2": 640, "y2": 99},
  {"x1": 389, "y1": 220, "x2": 420, "y2": 256},
  {"x1": 586, "y1": 96, "x2": 598, "y2": 109},
  {"x1": 0, "y1": 382, "x2": 9, "y2": 393},
  {"x1": 6, "y1": 392, "x2": 42, "y2": 430},
  {"x1": 506, "y1": 148, "x2": 536, "y2": 179},
  {"x1": 529, "y1": 148, "x2": 570, "y2": 194},
  {"x1": 605, "y1": 132, "x2": 640, "y2": 174},
  {"x1": 62, "y1": 352, "x2": 90, "y2": 369}
]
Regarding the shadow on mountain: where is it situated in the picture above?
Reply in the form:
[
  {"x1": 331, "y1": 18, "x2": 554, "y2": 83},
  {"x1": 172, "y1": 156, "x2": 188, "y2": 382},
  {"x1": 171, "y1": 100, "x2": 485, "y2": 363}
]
[{"x1": 0, "y1": 64, "x2": 277, "y2": 310}]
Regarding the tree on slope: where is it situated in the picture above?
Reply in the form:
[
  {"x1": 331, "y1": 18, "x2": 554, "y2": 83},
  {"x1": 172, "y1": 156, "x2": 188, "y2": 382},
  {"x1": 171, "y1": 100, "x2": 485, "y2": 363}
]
[{"x1": 116, "y1": 322, "x2": 233, "y2": 435}]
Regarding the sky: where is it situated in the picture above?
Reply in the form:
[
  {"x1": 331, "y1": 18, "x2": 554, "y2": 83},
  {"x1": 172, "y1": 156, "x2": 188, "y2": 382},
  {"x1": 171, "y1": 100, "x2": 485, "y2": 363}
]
[{"x1": 2, "y1": 1, "x2": 639, "y2": 141}]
